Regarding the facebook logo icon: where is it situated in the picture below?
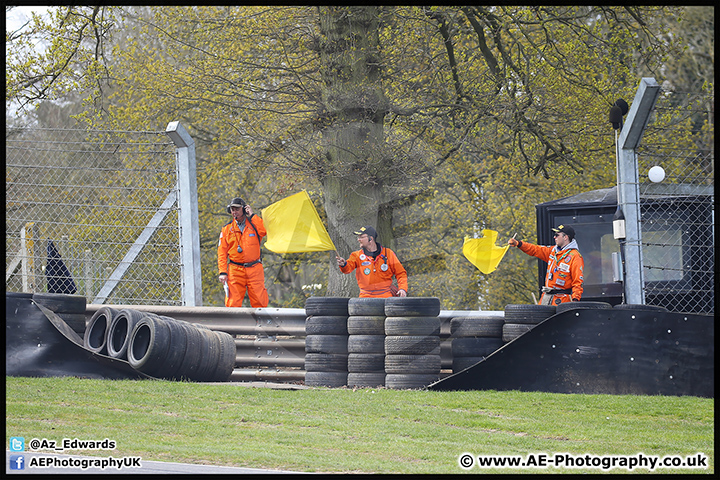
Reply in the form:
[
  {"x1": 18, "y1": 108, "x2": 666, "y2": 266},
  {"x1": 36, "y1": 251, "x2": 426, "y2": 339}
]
[{"x1": 10, "y1": 455, "x2": 25, "y2": 470}]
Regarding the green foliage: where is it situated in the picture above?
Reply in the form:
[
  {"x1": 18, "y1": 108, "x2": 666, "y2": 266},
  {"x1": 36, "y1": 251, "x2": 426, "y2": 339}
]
[{"x1": 6, "y1": 6, "x2": 709, "y2": 308}]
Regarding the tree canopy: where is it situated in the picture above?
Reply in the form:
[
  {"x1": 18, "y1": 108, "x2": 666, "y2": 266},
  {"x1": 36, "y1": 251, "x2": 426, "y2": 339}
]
[{"x1": 6, "y1": 6, "x2": 710, "y2": 309}]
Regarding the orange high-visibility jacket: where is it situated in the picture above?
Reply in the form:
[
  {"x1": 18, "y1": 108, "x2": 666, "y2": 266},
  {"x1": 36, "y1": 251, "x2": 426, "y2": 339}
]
[
  {"x1": 340, "y1": 246, "x2": 408, "y2": 298},
  {"x1": 217, "y1": 215, "x2": 266, "y2": 274},
  {"x1": 519, "y1": 241, "x2": 584, "y2": 304}
]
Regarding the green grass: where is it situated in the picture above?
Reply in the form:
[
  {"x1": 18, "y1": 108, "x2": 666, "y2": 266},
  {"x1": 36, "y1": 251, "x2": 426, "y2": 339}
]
[{"x1": 5, "y1": 376, "x2": 713, "y2": 474}]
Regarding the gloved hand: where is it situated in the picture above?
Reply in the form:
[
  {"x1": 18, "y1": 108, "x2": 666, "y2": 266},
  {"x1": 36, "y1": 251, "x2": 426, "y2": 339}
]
[
  {"x1": 541, "y1": 286, "x2": 553, "y2": 294},
  {"x1": 508, "y1": 237, "x2": 519, "y2": 247}
]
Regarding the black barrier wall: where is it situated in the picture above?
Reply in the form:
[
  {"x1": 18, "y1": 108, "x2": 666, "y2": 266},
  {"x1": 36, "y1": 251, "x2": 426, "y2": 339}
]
[{"x1": 429, "y1": 307, "x2": 714, "y2": 398}]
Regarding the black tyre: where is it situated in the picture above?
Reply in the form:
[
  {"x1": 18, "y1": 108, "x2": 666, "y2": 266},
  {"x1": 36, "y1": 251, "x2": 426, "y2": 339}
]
[
  {"x1": 174, "y1": 322, "x2": 204, "y2": 381},
  {"x1": 212, "y1": 331, "x2": 237, "y2": 382},
  {"x1": 452, "y1": 356, "x2": 487, "y2": 373},
  {"x1": 305, "y1": 334, "x2": 348, "y2": 354},
  {"x1": 450, "y1": 316, "x2": 504, "y2": 338},
  {"x1": 556, "y1": 301, "x2": 612, "y2": 313},
  {"x1": 83, "y1": 306, "x2": 119, "y2": 355},
  {"x1": 128, "y1": 316, "x2": 172, "y2": 377},
  {"x1": 385, "y1": 354, "x2": 441, "y2": 374},
  {"x1": 348, "y1": 297, "x2": 386, "y2": 316},
  {"x1": 32, "y1": 293, "x2": 86, "y2": 314},
  {"x1": 305, "y1": 297, "x2": 349, "y2": 316},
  {"x1": 305, "y1": 371, "x2": 347, "y2": 388},
  {"x1": 504, "y1": 304, "x2": 556, "y2": 324},
  {"x1": 155, "y1": 317, "x2": 190, "y2": 379},
  {"x1": 384, "y1": 316, "x2": 440, "y2": 336},
  {"x1": 106, "y1": 308, "x2": 145, "y2": 360},
  {"x1": 347, "y1": 372, "x2": 385, "y2": 388},
  {"x1": 613, "y1": 303, "x2": 668, "y2": 312},
  {"x1": 384, "y1": 335, "x2": 440, "y2": 355},
  {"x1": 304, "y1": 353, "x2": 349, "y2": 372},
  {"x1": 347, "y1": 316, "x2": 385, "y2": 335},
  {"x1": 305, "y1": 316, "x2": 349, "y2": 335},
  {"x1": 385, "y1": 373, "x2": 438, "y2": 390},
  {"x1": 348, "y1": 335, "x2": 385, "y2": 354},
  {"x1": 385, "y1": 297, "x2": 441, "y2": 317},
  {"x1": 347, "y1": 353, "x2": 385, "y2": 373},
  {"x1": 502, "y1": 323, "x2": 535, "y2": 342},
  {"x1": 196, "y1": 327, "x2": 221, "y2": 381},
  {"x1": 451, "y1": 337, "x2": 503, "y2": 357}
]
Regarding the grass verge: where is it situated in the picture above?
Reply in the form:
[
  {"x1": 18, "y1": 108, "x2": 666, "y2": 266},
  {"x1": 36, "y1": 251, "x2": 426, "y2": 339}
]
[{"x1": 5, "y1": 376, "x2": 713, "y2": 474}]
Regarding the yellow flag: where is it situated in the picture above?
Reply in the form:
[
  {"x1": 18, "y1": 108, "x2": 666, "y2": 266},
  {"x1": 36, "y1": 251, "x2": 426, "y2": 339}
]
[
  {"x1": 462, "y1": 229, "x2": 510, "y2": 274},
  {"x1": 262, "y1": 190, "x2": 336, "y2": 253}
]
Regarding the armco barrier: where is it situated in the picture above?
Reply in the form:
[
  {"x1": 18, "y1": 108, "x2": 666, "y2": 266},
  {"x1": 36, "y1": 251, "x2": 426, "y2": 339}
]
[{"x1": 85, "y1": 305, "x2": 499, "y2": 383}]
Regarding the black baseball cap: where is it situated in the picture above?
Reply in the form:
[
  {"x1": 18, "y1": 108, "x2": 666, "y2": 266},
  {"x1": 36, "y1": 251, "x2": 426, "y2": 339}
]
[
  {"x1": 552, "y1": 224, "x2": 575, "y2": 239},
  {"x1": 353, "y1": 226, "x2": 377, "y2": 239},
  {"x1": 226, "y1": 197, "x2": 245, "y2": 214}
]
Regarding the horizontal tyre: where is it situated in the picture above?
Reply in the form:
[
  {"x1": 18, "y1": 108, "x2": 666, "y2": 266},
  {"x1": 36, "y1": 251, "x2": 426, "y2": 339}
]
[
  {"x1": 450, "y1": 316, "x2": 504, "y2": 337},
  {"x1": 556, "y1": 301, "x2": 611, "y2": 313},
  {"x1": 304, "y1": 353, "x2": 349, "y2": 372},
  {"x1": 305, "y1": 297, "x2": 349, "y2": 317},
  {"x1": 305, "y1": 371, "x2": 347, "y2": 388},
  {"x1": 347, "y1": 316, "x2": 385, "y2": 335},
  {"x1": 385, "y1": 316, "x2": 440, "y2": 336},
  {"x1": 347, "y1": 353, "x2": 385, "y2": 373},
  {"x1": 504, "y1": 304, "x2": 556, "y2": 324},
  {"x1": 451, "y1": 337, "x2": 503, "y2": 357},
  {"x1": 305, "y1": 334, "x2": 348, "y2": 354},
  {"x1": 385, "y1": 354, "x2": 441, "y2": 374},
  {"x1": 452, "y1": 356, "x2": 487, "y2": 373},
  {"x1": 502, "y1": 323, "x2": 535, "y2": 342},
  {"x1": 348, "y1": 335, "x2": 385, "y2": 354},
  {"x1": 347, "y1": 372, "x2": 385, "y2": 388},
  {"x1": 385, "y1": 335, "x2": 440, "y2": 355},
  {"x1": 305, "y1": 316, "x2": 348, "y2": 335},
  {"x1": 348, "y1": 297, "x2": 386, "y2": 316},
  {"x1": 385, "y1": 373, "x2": 438, "y2": 390},
  {"x1": 385, "y1": 297, "x2": 441, "y2": 317}
]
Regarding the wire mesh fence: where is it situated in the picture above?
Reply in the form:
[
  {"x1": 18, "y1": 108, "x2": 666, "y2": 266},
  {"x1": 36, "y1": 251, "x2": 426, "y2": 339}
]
[
  {"x1": 5, "y1": 127, "x2": 183, "y2": 305},
  {"x1": 637, "y1": 88, "x2": 714, "y2": 314}
]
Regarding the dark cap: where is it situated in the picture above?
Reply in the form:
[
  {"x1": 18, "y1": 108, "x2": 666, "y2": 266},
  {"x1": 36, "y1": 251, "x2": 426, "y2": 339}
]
[
  {"x1": 353, "y1": 226, "x2": 377, "y2": 239},
  {"x1": 226, "y1": 197, "x2": 245, "y2": 214},
  {"x1": 552, "y1": 224, "x2": 575, "y2": 239}
]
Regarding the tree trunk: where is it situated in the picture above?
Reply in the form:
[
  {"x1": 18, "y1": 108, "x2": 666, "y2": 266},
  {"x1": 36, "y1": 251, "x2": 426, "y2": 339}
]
[{"x1": 317, "y1": 6, "x2": 389, "y2": 297}]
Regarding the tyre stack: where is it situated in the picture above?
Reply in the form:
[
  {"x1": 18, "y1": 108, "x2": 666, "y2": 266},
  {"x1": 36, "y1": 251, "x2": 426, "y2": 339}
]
[
  {"x1": 304, "y1": 297, "x2": 350, "y2": 388},
  {"x1": 83, "y1": 307, "x2": 236, "y2": 381},
  {"x1": 346, "y1": 298, "x2": 387, "y2": 388},
  {"x1": 384, "y1": 297, "x2": 442, "y2": 389},
  {"x1": 449, "y1": 315, "x2": 504, "y2": 373},
  {"x1": 127, "y1": 313, "x2": 236, "y2": 382},
  {"x1": 502, "y1": 304, "x2": 556, "y2": 343},
  {"x1": 33, "y1": 293, "x2": 87, "y2": 336}
]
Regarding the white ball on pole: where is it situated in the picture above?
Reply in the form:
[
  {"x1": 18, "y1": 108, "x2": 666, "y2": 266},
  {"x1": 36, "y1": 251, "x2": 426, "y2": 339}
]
[{"x1": 648, "y1": 165, "x2": 665, "y2": 183}]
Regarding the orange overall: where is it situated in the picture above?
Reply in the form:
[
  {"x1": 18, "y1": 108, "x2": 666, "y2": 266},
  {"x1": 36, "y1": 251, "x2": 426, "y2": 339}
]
[
  {"x1": 340, "y1": 246, "x2": 408, "y2": 298},
  {"x1": 217, "y1": 215, "x2": 269, "y2": 307},
  {"x1": 519, "y1": 242, "x2": 584, "y2": 305}
]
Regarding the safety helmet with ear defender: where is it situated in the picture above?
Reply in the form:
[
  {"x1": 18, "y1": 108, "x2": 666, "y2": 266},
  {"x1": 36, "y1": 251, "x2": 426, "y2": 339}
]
[{"x1": 226, "y1": 197, "x2": 246, "y2": 214}]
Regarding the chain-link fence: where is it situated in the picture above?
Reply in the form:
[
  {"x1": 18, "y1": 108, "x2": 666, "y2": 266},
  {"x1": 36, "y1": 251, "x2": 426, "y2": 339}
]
[
  {"x1": 638, "y1": 88, "x2": 714, "y2": 314},
  {"x1": 6, "y1": 127, "x2": 183, "y2": 305}
]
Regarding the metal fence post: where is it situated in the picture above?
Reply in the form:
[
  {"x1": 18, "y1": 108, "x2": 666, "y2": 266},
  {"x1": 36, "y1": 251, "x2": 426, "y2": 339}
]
[
  {"x1": 165, "y1": 121, "x2": 203, "y2": 306},
  {"x1": 617, "y1": 77, "x2": 661, "y2": 304}
]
